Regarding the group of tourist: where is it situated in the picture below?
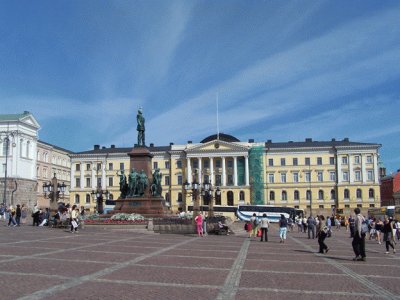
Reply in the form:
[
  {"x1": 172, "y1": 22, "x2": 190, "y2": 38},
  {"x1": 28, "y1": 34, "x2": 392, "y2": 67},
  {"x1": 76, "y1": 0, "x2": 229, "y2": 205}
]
[{"x1": 0, "y1": 203, "x2": 28, "y2": 226}]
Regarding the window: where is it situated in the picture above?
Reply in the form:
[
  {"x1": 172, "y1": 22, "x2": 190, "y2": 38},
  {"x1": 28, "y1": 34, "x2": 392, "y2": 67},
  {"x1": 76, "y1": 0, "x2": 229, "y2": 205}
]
[
  {"x1": 108, "y1": 177, "x2": 113, "y2": 187},
  {"x1": 305, "y1": 172, "x2": 311, "y2": 182},
  {"x1": 354, "y1": 155, "x2": 360, "y2": 164},
  {"x1": 369, "y1": 204, "x2": 375, "y2": 208},
  {"x1": 165, "y1": 161, "x2": 170, "y2": 169},
  {"x1": 280, "y1": 173, "x2": 286, "y2": 183},
  {"x1": 164, "y1": 176, "x2": 170, "y2": 186},
  {"x1": 319, "y1": 205, "x2": 324, "y2": 209},
  {"x1": 269, "y1": 191, "x2": 275, "y2": 201},
  {"x1": 282, "y1": 191, "x2": 287, "y2": 201},
  {"x1": 344, "y1": 189, "x2": 350, "y2": 199},
  {"x1": 215, "y1": 192, "x2": 221, "y2": 205},
  {"x1": 26, "y1": 141, "x2": 30, "y2": 158},
  {"x1": 97, "y1": 177, "x2": 101, "y2": 187},
  {"x1": 240, "y1": 191, "x2": 245, "y2": 201},
  {"x1": 153, "y1": 162, "x2": 158, "y2": 169},
  {"x1": 86, "y1": 194, "x2": 91, "y2": 204},
  {"x1": 268, "y1": 159, "x2": 273, "y2": 166},
  {"x1": 356, "y1": 189, "x2": 362, "y2": 199},
  {"x1": 317, "y1": 171, "x2": 323, "y2": 182},
  {"x1": 75, "y1": 177, "x2": 81, "y2": 188},
  {"x1": 369, "y1": 189, "x2": 375, "y2": 198},
  {"x1": 193, "y1": 159, "x2": 199, "y2": 168},
  {"x1": 120, "y1": 163, "x2": 124, "y2": 171},
  {"x1": 203, "y1": 175, "x2": 209, "y2": 184},
  {"x1": 345, "y1": 204, "x2": 350, "y2": 208},
  {"x1": 97, "y1": 163, "x2": 101, "y2": 171},
  {"x1": 86, "y1": 178, "x2": 91, "y2": 188},
  {"x1": 305, "y1": 157, "x2": 310, "y2": 165},
  {"x1": 355, "y1": 170, "x2": 361, "y2": 181},
  {"x1": 293, "y1": 172, "x2": 299, "y2": 183},
  {"x1": 227, "y1": 160, "x2": 233, "y2": 168},
  {"x1": 177, "y1": 175, "x2": 182, "y2": 185},
  {"x1": 281, "y1": 158, "x2": 286, "y2": 166},
  {"x1": 75, "y1": 195, "x2": 80, "y2": 204},
  {"x1": 357, "y1": 204, "x2": 362, "y2": 208},
  {"x1": 108, "y1": 163, "x2": 113, "y2": 171},
  {"x1": 177, "y1": 160, "x2": 182, "y2": 168},
  {"x1": 343, "y1": 172, "x2": 349, "y2": 181},
  {"x1": 203, "y1": 160, "x2": 209, "y2": 168},
  {"x1": 227, "y1": 191, "x2": 234, "y2": 206},
  {"x1": 227, "y1": 175, "x2": 233, "y2": 185},
  {"x1": 366, "y1": 155, "x2": 372, "y2": 163},
  {"x1": 215, "y1": 175, "x2": 222, "y2": 186},
  {"x1": 342, "y1": 156, "x2": 348, "y2": 164},
  {"x1": 318, "y1": 190, "x2": 324, "y2": 200},
  {"x1": 86, "y1": 164, "x2": 91, "y2": 171},
  {"x1": 76, "y1": 164, "x2": 81, "y2": 171},
  {"x1": 329, "y1": 157, "x2": 335, "y2": 165},
  {"x1": 330, "y1": 189, "x2": 336, "y2": 200},
  {"x1": 20, "y1": 140, "x2": 24, "y2": 157},
  {"x1": 294, "y1": 190, "x2": 299, "y2": 200},
  {"x1": 317, "y1": 157, "x2": 322, "y2": 165},
  {"x1": 293, "y1": 158, "x2": 298, "y2": 166},
  {"x1": 367, "y1": 170, "x2": 374, "y2": 181},
  {"x1": 330, "y1": 171, "x2": 336, "y2": 181},
  {"x1": 177, "y1": 193, "x2": 182, "y2": 202},
  {"x1": 216, "y1": 159, "x2": 221, "y2": 168},
  {"x1": 306, "y1": 190, "x2": 312, "y2": 200},
  {"x1": 268, "y1": 173, "x2": 274, "y2": 183}
]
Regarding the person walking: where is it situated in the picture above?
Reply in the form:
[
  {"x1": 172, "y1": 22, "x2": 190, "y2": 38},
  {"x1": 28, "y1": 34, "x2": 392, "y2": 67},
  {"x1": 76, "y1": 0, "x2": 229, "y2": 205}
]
[
  {"x1": 279, "y1": 214, "x2": 288, "y2": 243},
  {"x1": 15, "y1": 204, "x2": 21, "y2": 226},
  {"x1": 250, "y1": 213, "x2": 259, "y2": 238},
  {"x1": 316, "y1": 215, "x2": 329, "y2": 253},
  {"x1": 307, "y1": 216, "x2": 316, "y2": 239},
  {"x1": 260, "y1": 213, "x2": 269, "y2": 242},
  {"x1": 32, "y1": 204, "x2": 40, "y2": 226},
  {"x1": 352, "y1": 208, "x2": 366, "y2": 261},
  {"x1": 245, "y1": 221, "x2": 252, "y2": 238},
  {"x1": 7, "y1": 206, "x2": 17, "y2": 227},
  {"x1": 202, "y1": 213, "x2": 208, "y2": 236},
  {"x1": 382, "y1": 216, "x2": 396, "y2": 254},
  {"x1": 0, "y1": 204, "x2": 5, "y2": 221},
  {"x1": 375, "y1": 218, "x2": 383, "y2": 244},
  {"x1": 194, "y1": 213, "x2": 203, "y2": 237},
  {"x1": 349, "y1": 215, "x2": 355, "y2": 238},
  {"x1": 70, "y1": 205, "x2": 79, "y2": 233}
]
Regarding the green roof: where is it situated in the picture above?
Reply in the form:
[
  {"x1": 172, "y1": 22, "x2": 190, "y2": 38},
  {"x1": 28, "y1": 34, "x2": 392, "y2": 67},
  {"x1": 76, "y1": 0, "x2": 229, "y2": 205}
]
[{"x1": 0, "y1": 111, "x2": 31, "y2": 121}]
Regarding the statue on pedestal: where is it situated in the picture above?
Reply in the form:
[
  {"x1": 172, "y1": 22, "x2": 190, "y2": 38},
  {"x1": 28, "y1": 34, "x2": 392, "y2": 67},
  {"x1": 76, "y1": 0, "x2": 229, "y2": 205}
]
[
  {"x1": 151, "y1": 168, "x2": 163, "y2": 196},
  {"x1": 128, "y1": 168, "x2": 138, "y2": 197},
  {"x1": 137, "y1": 108, "x2": 145, "y2": 146},
  {"x1": 137, "y1": 170, "x2": 148, "y2": 196},
  {"x1": 117, "y1": 170, "x2": 128, "y2": 198}
]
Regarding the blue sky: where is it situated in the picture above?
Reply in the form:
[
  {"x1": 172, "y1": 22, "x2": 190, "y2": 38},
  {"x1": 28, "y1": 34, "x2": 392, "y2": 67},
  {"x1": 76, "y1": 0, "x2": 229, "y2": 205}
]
[{"x1": 1, "y1": 1, "x2": 399, "y2": 173}]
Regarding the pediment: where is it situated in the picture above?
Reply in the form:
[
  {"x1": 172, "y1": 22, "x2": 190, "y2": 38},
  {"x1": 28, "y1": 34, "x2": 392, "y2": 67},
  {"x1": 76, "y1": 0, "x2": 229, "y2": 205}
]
[
  {"x1": 20, "y1": 114, "x2": 41, "y2": 129},
  {"x1": 186, "y1": 139, "x2": 249, "y2": 154}
]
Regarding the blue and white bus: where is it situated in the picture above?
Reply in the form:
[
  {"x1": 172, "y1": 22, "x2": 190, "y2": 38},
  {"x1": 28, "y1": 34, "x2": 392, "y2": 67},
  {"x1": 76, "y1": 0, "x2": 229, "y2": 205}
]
[{"x1": 236, "y1": 205, "x2": 303, "y2": 223}]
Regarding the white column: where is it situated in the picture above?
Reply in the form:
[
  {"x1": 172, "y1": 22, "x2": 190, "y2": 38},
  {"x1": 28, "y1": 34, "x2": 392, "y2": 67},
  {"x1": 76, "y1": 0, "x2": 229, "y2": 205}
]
[
  {"x1": 198, "y1": 157, "x2": 202, "y2": 184},
  {"x1": 210, "y1": 157, "x2": 214, "y2": 185},
  {"x1": 373, "y1": 154, "x2": 379, "y2": 184},
  {"x1": 361, "y1": 154, "x2": 367, "y2": 183},
  {"x1": 102, "y1": 161, "x2": 106, "y2": 188},
  {"x1": 91, "y1": 163, "x2": 96, "y2": 189},
  {"x1": 70, "y1": 163, "x2": 75, "y2": 189},
  {"x1": 187, "y1": 158, "x2": 191, "y2": 182},
  {"x1": 245, "y1": 155, "x2": 249, "y2": 186},
  {"x1": 80, "y1": 162, "x2": 84, "y2": 189},
  {"x1": 222, "y1": 157, "x2": 226, "y2": 186},
  {"x1": 234, "y1": 156, "x2": 238, "y2": 186},
  {"x1": 337, "y1": 154, "x2": 342, "y2": 184},
  {"x1": 349, "y1": 155, "x2": 354, "y2": 183}
]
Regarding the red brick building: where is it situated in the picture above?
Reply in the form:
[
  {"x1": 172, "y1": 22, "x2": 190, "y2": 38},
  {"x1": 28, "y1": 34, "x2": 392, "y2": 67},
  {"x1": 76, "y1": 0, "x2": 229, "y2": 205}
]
[{"x1": 380, "y1": 170, "x2": 400, "y2": 206}]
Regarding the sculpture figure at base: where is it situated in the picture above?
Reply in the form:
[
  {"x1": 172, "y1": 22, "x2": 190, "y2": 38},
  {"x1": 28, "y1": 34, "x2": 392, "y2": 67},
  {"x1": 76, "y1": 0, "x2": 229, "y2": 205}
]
[
  {"x1": 128, "y1": 168, "x2": 138, "y2": 197},
  {"x1": 151, "y1": 168, "x2": 163, "y2": 196},
  {"x1": 117, "y1": 170, "x2": 128, "y2": 198}
]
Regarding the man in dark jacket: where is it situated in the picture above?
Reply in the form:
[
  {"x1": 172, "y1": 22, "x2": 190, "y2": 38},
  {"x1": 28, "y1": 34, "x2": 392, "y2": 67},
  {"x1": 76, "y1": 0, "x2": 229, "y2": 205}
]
[
  {"x1": 307, "y1": 216, "x2": 316, "y2": 239},
  {"x1": 16, "y1": 204, "x2": 22, "y2": 226}
]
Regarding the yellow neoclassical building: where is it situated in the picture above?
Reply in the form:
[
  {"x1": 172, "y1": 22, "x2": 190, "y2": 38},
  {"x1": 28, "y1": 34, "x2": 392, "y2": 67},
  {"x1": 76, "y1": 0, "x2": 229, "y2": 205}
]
[{"x1": 69, "y1": 134, "x2": 381, "y2": 216}]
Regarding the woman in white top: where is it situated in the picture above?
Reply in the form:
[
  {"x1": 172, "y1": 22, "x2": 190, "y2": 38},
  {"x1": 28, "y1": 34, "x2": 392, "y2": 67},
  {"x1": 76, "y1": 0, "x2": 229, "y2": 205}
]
[{"x1": 260, "y1": 213, "x2": 270, "y2": 242}]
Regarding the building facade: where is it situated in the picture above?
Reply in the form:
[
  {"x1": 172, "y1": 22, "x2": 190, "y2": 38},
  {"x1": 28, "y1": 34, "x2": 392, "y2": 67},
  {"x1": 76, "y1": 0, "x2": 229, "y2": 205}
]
[
  {"x1": 69, "y1": 134, "x2": 381, "y2": 216},
  {"x1": 0, "y1": 112, "x2": 40, "y2": 208},
  {"x1": 380, "y1": 170, "x2": 400, "y2": 206}
]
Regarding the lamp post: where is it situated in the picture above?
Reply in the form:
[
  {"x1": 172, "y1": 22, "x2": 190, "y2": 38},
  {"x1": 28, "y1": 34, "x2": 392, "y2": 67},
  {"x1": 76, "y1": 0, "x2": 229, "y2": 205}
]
[
  {"x1": 43, "y1": 173, "x2": 66, "y2": 211},
  {"x1": 201, "y1": 180, "x2": 221, "y2": 217},
  {"x1": 184, "y1": 179, "x2": 200, "y2": 220},
  {"x1": 0, "y1": 129, "x2": 18, "y2": 207}
]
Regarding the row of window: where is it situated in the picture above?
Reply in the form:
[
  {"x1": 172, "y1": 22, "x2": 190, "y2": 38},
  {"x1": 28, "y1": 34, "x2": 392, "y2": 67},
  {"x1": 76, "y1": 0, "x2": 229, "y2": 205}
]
[
  {"x1": 74, "y1": 193, "x2": 115, "y2": 204},
  {"x1": 269, "y1": 170, "x2": 375, "y2": 183},
  {"x1": 268, "y1": 155, "x2": 374, "y2": 167},
  {"x1": 269, "y1": 188, "x2": 375, "y2": 201},
  {"x1": 38, "y1": 151, "x2": 69, "y2": 167}
]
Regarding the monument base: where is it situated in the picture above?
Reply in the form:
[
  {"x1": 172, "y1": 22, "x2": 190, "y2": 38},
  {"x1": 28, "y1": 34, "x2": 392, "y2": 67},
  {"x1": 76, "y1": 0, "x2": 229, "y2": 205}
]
[{"x1": 109, "y1": 196, "x2": 172, "y2": 218}]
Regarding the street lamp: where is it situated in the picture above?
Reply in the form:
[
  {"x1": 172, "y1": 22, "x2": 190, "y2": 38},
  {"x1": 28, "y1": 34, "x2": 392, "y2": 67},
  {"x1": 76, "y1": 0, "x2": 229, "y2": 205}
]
[
  {"x1": 184, "y1": 179, "x2": 200, "y2": 220},
  {"x1": 201, "y1": 180, "x2": 221, "y2": 217},
  {"x1": 0, "y1": 129, "x2": 18, "y2": 207},
  {"x1": 91, "y1": 187, "x2": 109, "y2": 214},
  {"x1": 42, "y1": 173, "x2": 67, "y2": 211}
]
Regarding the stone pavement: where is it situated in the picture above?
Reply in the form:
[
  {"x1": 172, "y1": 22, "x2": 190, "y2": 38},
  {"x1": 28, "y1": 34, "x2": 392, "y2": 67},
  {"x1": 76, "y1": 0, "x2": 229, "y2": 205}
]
[{"x1": 0, "y1": 221, "x2": 399, "y2": 300}]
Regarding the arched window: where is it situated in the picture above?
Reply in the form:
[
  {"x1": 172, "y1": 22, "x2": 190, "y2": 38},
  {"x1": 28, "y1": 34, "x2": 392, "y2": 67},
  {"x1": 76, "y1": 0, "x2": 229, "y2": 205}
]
[
  {"x1": 20, "y1": 139, "x2": 24, "y2": 157},
  {"x1": 227, "y1": 191, "x2": 234, "y2": 206},
  {"x1": 318, "y1": 190, "x2": 324, "y2": 200},
  {"x1": 75, "y1": 194, "x2": 80, "y2": 204},
  {"x1": 306, "y1": 190, "x2": 312, "y2": 200},
  {"x1": 215, "y1": 192, "x2": 221, "y2": 205},
  {"x1": 165, "y1": 192, "x2": 170, "y2": 202},
  {"x1": 344, "y1": 189, "x2": 350, "y2": 199},
  {"x1": 239, "y1": 191, "x2": 245, "y2": 201},
  {"x1": 282, "y1": 191, "x2": 287, "y2": 201},
  {"x1": 294, "y1": 190, "x2": 299, "y2": 200},
  {"x1": 109, "y1": 194, "x2": 114, "y2": 200},
  {"x1": 330, "y1": 189, "x2": 336, "y2": 200},
  {"x1": 356, "y1": 189, "x2": 362, "y2": 199},
  {"x1": 85, "y1": 194, "x2": 90, "y2": 204},
  {"x1": 269, "y1": 191, "x2": 275, "y2": 201},
  {"x1": 369, "y1": 189, "x2": 374, "y2": 198}
]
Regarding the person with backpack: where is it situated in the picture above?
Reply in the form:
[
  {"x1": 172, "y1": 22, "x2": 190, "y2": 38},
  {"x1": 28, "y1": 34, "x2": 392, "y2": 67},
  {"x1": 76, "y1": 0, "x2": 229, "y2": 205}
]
[
  {"x1": 352, "y1": 207, "x2": 366, "y2": 261},
  {"x1": 279, "y1": 214, "x2": 288, "y2": 243},
  {"x1": 250, "y1": 213, "x2": 259, "y2": 238},
  {"x1": 316, "y1": 215, "x2": 329, "y2": 254}
]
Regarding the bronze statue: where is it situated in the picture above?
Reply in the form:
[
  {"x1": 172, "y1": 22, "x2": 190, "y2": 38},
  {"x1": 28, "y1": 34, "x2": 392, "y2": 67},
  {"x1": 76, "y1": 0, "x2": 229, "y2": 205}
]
[
  {"x1": 117, "y1": 170, "x2": 128, "y2": 198},
  {"x1": 151, "y1": 168, "x2": 163, "y2": 196},
  {"x1": 137, "y1": 108, "x2": 145, "y2": 146},
  {"x1": 128, "y1": 168, "x2": 138, "y2": 197},
  {"x1": 137, "y1": 170, "x2": 148, "y2": 196}
]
